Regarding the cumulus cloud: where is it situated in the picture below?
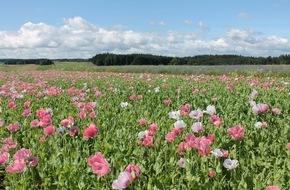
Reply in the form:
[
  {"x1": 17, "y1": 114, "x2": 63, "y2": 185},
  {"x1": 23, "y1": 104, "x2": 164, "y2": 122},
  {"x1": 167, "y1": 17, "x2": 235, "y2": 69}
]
[{"x1": 0, "y1": 16, "x2": 289, "y2": 58}]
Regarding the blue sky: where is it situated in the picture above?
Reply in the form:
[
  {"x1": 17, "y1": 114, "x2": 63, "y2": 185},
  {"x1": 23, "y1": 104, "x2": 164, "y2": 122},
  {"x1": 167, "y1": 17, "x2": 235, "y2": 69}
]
[{"x1": 0, "y1": 0, "x2": 289, "y2": 58}]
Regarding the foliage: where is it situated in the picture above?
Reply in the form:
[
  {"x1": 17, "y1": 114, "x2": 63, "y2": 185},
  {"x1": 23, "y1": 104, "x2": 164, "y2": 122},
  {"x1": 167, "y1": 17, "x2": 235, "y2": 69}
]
[{"x1": 0, "y1": 71, "x2": 289, "y2": 189}]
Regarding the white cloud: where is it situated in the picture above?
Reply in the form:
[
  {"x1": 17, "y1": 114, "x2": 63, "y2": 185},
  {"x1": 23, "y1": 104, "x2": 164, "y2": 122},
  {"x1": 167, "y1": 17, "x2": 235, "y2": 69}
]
[
  {"x1": 0, "y1": 17, "x2": 289, "y2": 58},
  {"x1": 198, "y1": 21, "x2": 209, "y2": 31},
  {"x1": 183, "y1": 20, "x2": 192, "y2": 25}
]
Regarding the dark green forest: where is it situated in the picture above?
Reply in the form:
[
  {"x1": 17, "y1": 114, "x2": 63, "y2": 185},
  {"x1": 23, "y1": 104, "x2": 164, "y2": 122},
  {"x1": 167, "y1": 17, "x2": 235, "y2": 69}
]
[
  {"x1": 90, "y1": 53, "x2": 290, "y2": 66},
  {"x1": 0, "y1": 59, "x2": 54, "y2": 65}
]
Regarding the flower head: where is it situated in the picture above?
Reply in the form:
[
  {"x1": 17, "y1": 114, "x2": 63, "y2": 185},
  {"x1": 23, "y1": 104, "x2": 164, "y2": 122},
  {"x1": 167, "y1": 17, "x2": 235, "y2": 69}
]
[{"x1": 223, "y1": 159, "x2": 239, "y2": 170}]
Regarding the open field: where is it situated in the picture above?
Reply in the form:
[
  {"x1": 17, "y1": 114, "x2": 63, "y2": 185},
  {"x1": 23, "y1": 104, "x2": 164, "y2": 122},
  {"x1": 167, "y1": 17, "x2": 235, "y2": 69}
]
[
  {"x1": 0, "y1": 70, "x2": 289, "y2": 189},
  {"x1": 1, "y1": 62, "x2": 290, "y2": 76}
]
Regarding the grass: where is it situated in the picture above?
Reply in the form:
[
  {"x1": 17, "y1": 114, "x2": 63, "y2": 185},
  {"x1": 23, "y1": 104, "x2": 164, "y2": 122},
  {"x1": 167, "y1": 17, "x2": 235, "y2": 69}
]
[{"x1": 1, "y1": 62, "x2": 290, "y2": 76}]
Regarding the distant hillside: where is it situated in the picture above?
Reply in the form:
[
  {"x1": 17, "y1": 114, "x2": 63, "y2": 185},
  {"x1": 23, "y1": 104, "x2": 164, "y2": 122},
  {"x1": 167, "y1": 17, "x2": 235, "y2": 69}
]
[
  {"x1": 0, "y1": 59, "x2": 54, "y2": 65},
  {"x1": 90, "y1": 53, "x2": 290, "y2": 66}
]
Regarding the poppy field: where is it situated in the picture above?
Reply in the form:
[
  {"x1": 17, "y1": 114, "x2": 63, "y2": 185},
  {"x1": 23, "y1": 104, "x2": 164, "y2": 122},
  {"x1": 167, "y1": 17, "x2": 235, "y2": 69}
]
[{"x1": 0, "y1": 71, "x2": 289, "y2": 190}]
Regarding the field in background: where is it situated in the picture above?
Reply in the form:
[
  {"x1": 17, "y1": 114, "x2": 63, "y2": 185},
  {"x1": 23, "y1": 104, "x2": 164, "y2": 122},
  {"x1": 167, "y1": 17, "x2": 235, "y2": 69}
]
[{"x1": 1, "y1": 61, "x2": 290, "y2": 76}]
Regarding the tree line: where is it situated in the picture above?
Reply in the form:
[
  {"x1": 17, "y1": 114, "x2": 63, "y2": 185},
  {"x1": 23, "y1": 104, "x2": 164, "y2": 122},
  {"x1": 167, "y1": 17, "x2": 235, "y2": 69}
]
[
  {"x1": 0, "y1": 59, "x2": 54, "y2": 65},
  {"x1": 90, "y1": 53, "x2": 290, "y2": 66}
]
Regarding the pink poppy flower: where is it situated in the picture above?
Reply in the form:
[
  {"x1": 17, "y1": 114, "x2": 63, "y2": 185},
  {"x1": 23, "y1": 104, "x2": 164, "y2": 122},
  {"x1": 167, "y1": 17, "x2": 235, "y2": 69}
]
[
  {"x1": 88, "y1": 111, "x2": 96, "y2": 118},
  {"x1": 272, "y1": 108, "x2": 281, "y2": 115},
  {"x1": 208, "y1": 169, "x2": 215, "y2": 178},
  {"x1": 149, "y1": 123, "x2": 158, "y2": 132},
  {"x1": 36, "y1": 108, "x2": 47, "y2": 119},
  {"x1": 137, "y1": 95, "x2": 143, "y2": 100},
  {"x1": 165, "y1": 132, "x2": 176, "y2": 142},
  {"x1": 88, "y1": 152, "x2": 110, "y2": 176},
  {"x1": 6, "y1": 159, "x2": 26, "y2": 174},
  {"x1": 287, "y1": 142, "x2": 290, "y2": 150},
  {"x1": 0, "y1": 152, "x2": 9, "y2": 165},
  {"x1": 3, "y1": 137, "x2": 17, "y2": 149},
  {"x1": 23, "y1": 101, "x2": 31, "y2": 108},
  {"x1": 266, "y1": 185, "x2": 280, "y2": 190},
  {"x1": 164, "y1": 99, "x2": 171, "y2": 106},
  {"x1": 130, "y1": 94, "x2": 137, "y2": 101},
  {"x1": 43, "y1": 125, "x2": 55, "y2": 136},
  {"x1": 112, "y1": 171, "x2": 131, "y2": 189},
  {"x1": 83, "y1": 123, "x2": 99, "y2": 139},
  {"x1": 22, "y1": 109, "x2": 31, "y2": 117},
  {"x1": 13, "y1": 148, "x2": 32, "y2": 160},
  {"x1": 78, "y1": 111, "x2": 86, "y2": 119},
  {"x1": 7, "y1": 123, "x2": 20, "y2": 132},
  {"x1": 210, "y1": 115, "x2": 223, "y2": 127},
  {"x1": 227, "y1": 125, "x2": 245, "y2": 140},
  {"x1": 138, "y1": 118, "x2": 147, "y2": 126},
  {"x1": 30, "y1": 119, "x2": 39, "y2": 128},
  {"x1": 125, "y1": 164, "x2": 141, "y2": 181},
  {"x1": 69, "y1": 126, "x2": 79, "y2": 137},
  {"x1": 39, "y1": 137, "x2": 46, "y2": 143},
  {"x1": 27, "y1": 156, "x2": 39, "y2": 167},
  {"x1": 8, "y1": 101, "x2": 17, "y2": 109}
]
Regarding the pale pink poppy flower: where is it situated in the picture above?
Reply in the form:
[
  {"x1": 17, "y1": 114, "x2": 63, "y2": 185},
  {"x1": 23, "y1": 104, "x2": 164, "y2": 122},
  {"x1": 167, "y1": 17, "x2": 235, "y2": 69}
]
[
  {"x1": 138, "y1": 118, "x2": 147, "y2": 126},
  {"x1": 6, "y1": 159, "x2": 26, "y2": 173},
  {"x1": 83, "y1": 123, "x2": 99, "y2": 139},
  {"x1": 1, "y1": 145, "x2": 9, "y2": 153},
  {"x1": 43, "y1": 125, "x2": 55, "y2": 136},
  {"x1": 0, "y1": 152, "x2": 9, "y2": 165},
  {"x1": 178, "y1": 158, "x2": 188, "y2": 168},
  {"x1": 172, "y1": 128, "x2": 183, "y2": 135},
  {"x1": 287, "y1": 142, "x2": 290, "y2": 149},
  {"x1": 266, "y1": 185, "x2": 280, "y2": 190},
  {"x1": 174, "y1": 120, "x2": 186, "y2": 129},
  {"x1": 189, "y1": 109, "x2": 203, "y2": 120},
  {"x1": 61, "y1": 118, "x2": 74, "y2": 128},
  {"x1": 223, "y1": 159, "x2": 239, "y2": 170},
  {"x1": 137, "y1": 95, "x2": 143, "y2": 100},
  {"x1": 211, "y1": 149, "x2": 223, "y2": 158},
  {"x1": 0, "y1": 121, "x2": 4, "y2": 127},
  {"x1": 88, "y1": 152, "x2": 110, "y2": 176},
  {"x1": 7, "y1": 123, "x2": 20, "y2": 132},
  {"x1": 272, "y1": 108, "x2": 281, "y2": 115},
  {"x1": 112, "y1": 171, "x2": 131, "y2": 189},
  {"x1": 210, "y1": 115, "x2": 223, "y2": 127},
  {"x1": 211, "y1": 98, "x2": 218, "y2": 102},
  {"x1": 125, "y1": 164, "x2": 141, "y2": 181},
  {"x1": 168, "y1": 110, "x2": 180, "y2": 120},
  {"x1": 227, "y1": 125, "x2": 245, "y2": 140},
  {"x1": 252, "y1": 103, "x2": 269, "y2": 114},
  {"x1": 128, "y1": 86, "x2": 134, "y2": 91},
  {"x1": 191, "y1": 122, "x2": 203, "y2": 133},
  {"x1": 250, "y1": 89, "x2": 258, "y2": 100},
  {"x1": 30, "y1": 119, "x2": 39, "y2": 128},
  {"x1": 205, "y1": 105, "x2": 216, "y2": 115}
]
